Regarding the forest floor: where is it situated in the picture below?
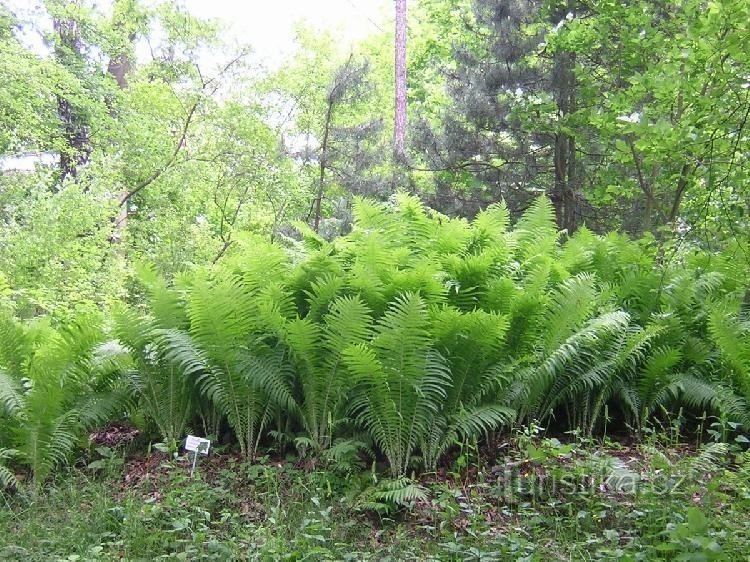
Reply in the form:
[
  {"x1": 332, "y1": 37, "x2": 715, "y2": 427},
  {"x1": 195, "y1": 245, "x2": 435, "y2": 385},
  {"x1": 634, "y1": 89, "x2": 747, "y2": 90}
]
[{"x1": 1, "y1": 433, "x2": 749, "y2": 561}]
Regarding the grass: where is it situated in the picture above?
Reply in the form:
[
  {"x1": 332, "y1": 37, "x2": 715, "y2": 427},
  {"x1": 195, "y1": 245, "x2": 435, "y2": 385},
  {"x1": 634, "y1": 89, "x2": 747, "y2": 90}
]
[{"x1": 1, "y1": 434, "x2": 749, "y2": 561}]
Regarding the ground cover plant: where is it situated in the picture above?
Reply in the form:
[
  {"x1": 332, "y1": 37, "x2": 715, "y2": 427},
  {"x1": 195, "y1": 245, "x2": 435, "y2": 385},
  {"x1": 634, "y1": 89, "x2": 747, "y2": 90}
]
[{"x1": 1, "y1": 433, "x2": 750, "y2": 560}]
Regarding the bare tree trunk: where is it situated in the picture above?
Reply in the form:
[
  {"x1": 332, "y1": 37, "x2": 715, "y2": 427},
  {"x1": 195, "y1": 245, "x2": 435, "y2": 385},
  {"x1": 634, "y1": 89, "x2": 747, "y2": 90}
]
[
  {"x1": 552, "y1": 51, "x2": 570, "y2": 230},
  {"x1": 107, "y1": 51, "x2": 133, "y2": 90},
  {"x1": 107, "y1": 0, "x2": 141, "y2": 90},
  {"x1": 566, "y1": 128, "x2": 578, "y2": 232},
  {"x1": 668, "y1": 162, "x2": 693, "y2": 223},
  {"x1": 313, "y1": 101, "x2": 334, "y2": 233},
  {"x1": 394, "y1": 0, "x2": 407, "y2": 163},
  {"x1": 553, "y1": 131, "x2": 568, "y2": 228},
  {"x1": 310, "y1": 55, "x2": 363, "y2": 232},
  {"x1": 552, "y1": 47, "x2": 578, "y2": 233},
  {"x1": 566, "y1": 53, "x2": 579, "y2": 233},
  {"x1": 628, "y1": 141, "x2": 655, "y2": 233}
]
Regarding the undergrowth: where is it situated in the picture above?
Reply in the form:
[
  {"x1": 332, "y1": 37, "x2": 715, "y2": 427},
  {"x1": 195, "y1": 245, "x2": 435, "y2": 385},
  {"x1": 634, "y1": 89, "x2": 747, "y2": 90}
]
[{"x1": 1, "y1": 436, "x2": 749, "y2": 561}]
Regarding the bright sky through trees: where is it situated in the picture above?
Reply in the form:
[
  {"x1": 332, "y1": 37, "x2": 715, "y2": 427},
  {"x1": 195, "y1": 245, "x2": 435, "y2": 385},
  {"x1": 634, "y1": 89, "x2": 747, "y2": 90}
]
[{"x1": 182, "y1": 0, "x2": 389, "y2": 66}]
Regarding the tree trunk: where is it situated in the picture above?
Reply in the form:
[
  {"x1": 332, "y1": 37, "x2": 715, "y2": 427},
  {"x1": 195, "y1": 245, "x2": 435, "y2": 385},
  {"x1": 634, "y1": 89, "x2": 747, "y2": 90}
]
[
  {"x1": 668, "y1": 162, "x2": 693, "y2": 223},
  {"x1": 107, "y1": 53, "x2": 133, "y2": 90},
  {"x1": 552, "y1": 48, "x2": 578, "y2": 232},
  {"x1": 629, "y1": 141, "x2": 654, "y2": 233},
  {"x1": 553, "y1": 130, "x2": 568, "y2": 229},
  {"x1": 107, "y1": 0, "x2": 140, "y2": 90},
  {"x1": 643, "y1": 192, "x2": 654, "y2": 232},
  {"x1": 394, "y1": 0, "x2": 407, "y2": 163},
  {"x1": 313, "y1": 101, "x2": 334, "y2": 233},
  {"x1": 565, "y1": 125, "x2": 578, "y2": 233}
]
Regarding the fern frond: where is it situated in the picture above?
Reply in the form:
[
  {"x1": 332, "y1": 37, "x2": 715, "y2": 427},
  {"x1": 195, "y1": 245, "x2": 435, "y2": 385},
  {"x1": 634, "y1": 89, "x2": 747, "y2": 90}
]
[
  {"x1": 472, "y1": 201, "x2": 510, "y2": 243},
  {"x1": 512, "y1": 196, "x2": 559, "y2": 260},
  {"x1": 451, "y1": 404, "x2": 515, "y2": 440},
  {"x1": 345, "y1": 293, "x2": 452, "y2": 476},
  {"x1": 690, "y1": 443, "x2": 729, "y2": 477},
  {"x1": 543, "y1": 273, "x2": 598, "y2": 353},
  {"x1": 133, "y1": 262, "x2": 188, "y2": 330},
  {"x1": 0, "y1": 369, "x2": 25, "y2": 419},
  {"x1": 709, "y1": 308, "x2": 750, "y2": 397},
  {"x1": 0, "y1": 448, "x2": 18, "y2": 490},
  {"x1": 374, "y1": 477, "x2": 428, "y2": 505},
  {"x1": 0, "y1": 313, "x2": 30, "y2": 376}
]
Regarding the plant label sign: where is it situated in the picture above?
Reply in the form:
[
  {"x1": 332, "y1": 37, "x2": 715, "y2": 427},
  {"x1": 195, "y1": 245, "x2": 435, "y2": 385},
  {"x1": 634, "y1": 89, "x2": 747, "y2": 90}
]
[
  {"x1": 185, "y1": 435, "x2": 211, "y2": 478},
  {"x1": 185, "y1": 435, "x2": 211, "y2": 455}
]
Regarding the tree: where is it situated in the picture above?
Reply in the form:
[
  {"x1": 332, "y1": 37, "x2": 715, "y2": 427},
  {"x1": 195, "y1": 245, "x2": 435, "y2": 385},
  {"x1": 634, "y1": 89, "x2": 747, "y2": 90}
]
[
  {"x1": 267, "y1": 30, "x2": 388, "y2": 237},
  {"x1": 0, "y1": 0, "x2": 287, "y2": 316},
  {"x1": 555, "y1": 0, "x2": 750, "y2": 238},
  {"x1": 410, "y1": 0, "x2": 551, "y2": 218},
  {"x1": 409, "y1": 0, "x2": 750, "y2": 241}
]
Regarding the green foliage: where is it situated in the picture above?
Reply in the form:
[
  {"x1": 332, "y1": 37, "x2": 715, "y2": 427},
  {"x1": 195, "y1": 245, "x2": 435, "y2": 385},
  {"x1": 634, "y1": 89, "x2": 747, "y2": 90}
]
[
  {"x1": 0, "y1": 313, "x2": 125, "y2": 486},
  {"x1": 423, "y1": 306, "x2": 514, "y2": 470},
  {"x1": 2, "y1": 0, "x2": 750, "y2": 555},
  {"x1": 345, "y1": 293, "x2": 452, "y2": 477},
  {"x1": 356, "y1": 476, "x2": 429, "y2": 515},
  {"x1": 2, "y1": 440, "x2": 750, "y2": 560},
  {"x1": 110, "y1": 195, "x2": 747, "y2": 475},
  {"x1": 410, "y1": 0, "x2": 750, "y2": 239},
  {"x1": 112, "y1": 266, "x2": 195, "y2": 450},
  {"x1": 2, "y1": 193, "x2": 749, "y2": 482},
  {"x1": 280, "y1": 294, "x2": 373, "y2": 451},
  {"x1": 710, "y1": 307, "x2": 750, "y2": 399}
]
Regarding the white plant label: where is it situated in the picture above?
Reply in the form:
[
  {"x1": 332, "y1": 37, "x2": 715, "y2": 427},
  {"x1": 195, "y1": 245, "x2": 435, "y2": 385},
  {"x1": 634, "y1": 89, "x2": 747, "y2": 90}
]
[{"x1": 185, "y1": 435, "x2": 211, "y2": 455}]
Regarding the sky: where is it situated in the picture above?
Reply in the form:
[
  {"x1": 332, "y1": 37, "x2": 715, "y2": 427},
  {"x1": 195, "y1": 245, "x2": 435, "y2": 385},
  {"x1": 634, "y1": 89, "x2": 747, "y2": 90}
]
[
  {"x1": 3, "y1": 0, "x2": 390, "y2": 67},
  {"x1": 183, "y1": 0, "x2": 389, "y2": 66}
]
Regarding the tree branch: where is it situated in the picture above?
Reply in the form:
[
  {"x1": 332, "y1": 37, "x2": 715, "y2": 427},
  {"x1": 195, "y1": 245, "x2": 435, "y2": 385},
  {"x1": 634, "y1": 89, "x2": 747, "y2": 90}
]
[{"x1": 119, "y1": 99, "x2": 199, "y2": 207}]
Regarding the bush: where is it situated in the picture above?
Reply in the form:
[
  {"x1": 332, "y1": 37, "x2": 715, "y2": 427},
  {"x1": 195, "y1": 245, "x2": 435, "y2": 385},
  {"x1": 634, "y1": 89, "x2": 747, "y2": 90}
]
[{"x1": 2, "y1": 194, "x2": 748, "y2": 481}]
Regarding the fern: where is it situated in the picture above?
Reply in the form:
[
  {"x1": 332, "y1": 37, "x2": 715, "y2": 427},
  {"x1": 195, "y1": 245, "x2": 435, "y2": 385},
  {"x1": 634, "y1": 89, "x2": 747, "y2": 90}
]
[
  {"x1": 542, "y1": 274, "x2": 599, "y2": 353},
  {"x1": 689, "y1": 442, "x2": 729, "y2": 477},
  {"x1": 636, "y1": 345, "x2": 683, "y2": 425},
  {"x1": 322, "y1": 437, "x2": 374, "y2": 472},
  {"x1": 183, "y1": 274, "x2": 295, "y2": 460},
  {"x1": 0, "y1": 313, "x2": 30, "y2": 377},
  {"x1": 471, "y1": 201, "x2": 510, "y2": 250},
  {"x1": 512, "y1": 196, "x2": 559, "y2": 261},
  {"x1": 112, "y1": 304, "x2": 197, "y2": 449},
  {"x1": 132, "y1": 261, "x2": 190, "y2": 330},
  {"x1": 345, "y1": 293, "x2": 452, "y2": 476},
  {"x1": 0, "y1": 314, "x2": 125, "y2": 487},
  {"x1": 422, "y1": 307, "x2": 515, "y2": 469},
  {"x1": 282, "y1": 295, "x2": 373, "y2": 450},
  {"x1": 3, "y1": 193, "x2": 749, "y2": 482},
  {"x1": 356, "y1": 476, "x2": 428, "y2": 515},
  {"x1": 515, "y1": 310, "x2": 632, "y2": 428},
  {"x1": 710, "y1": 308, "x2": 750, "y2": 399},
  {"x1": 0, "y1": 447, "x2": 18, "y2": 490}
]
